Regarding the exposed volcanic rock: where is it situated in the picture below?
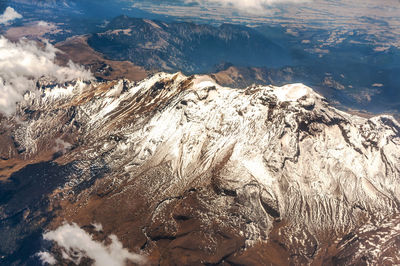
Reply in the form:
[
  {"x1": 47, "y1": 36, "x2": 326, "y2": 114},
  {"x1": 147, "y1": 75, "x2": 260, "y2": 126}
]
[
  {"x1": 329, "y1": 213, "x2": 400, "y2": 265},
  {"x1": 0, "y1": 73, "x2": 399, "y2": 265}
]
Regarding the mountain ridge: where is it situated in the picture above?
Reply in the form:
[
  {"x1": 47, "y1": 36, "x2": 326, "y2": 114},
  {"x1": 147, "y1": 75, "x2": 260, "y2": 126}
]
[
  {"x1": 87, "y1": 16, "x2": 292, "y2": 74},
  {"x1": 1, "y1": 73, "x2": 399, "y2": 264}
]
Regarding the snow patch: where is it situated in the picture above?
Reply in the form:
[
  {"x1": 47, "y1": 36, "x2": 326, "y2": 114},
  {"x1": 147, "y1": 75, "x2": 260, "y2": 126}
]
[
  {"x1": 242, "y1": 156, "x2": 273, "y2": 186},
  {"x1": 144, "y1": 19, "x2": 162, "y2": 29},
  {"x1": 54, "y1": 138, "x2": 72, "y2": 154},
  {"x1": 192, "y1": 75, "x2": 221, "y2": 90},
  {"x1": 92, "y1": 222, "x2": 103, "y2": 232},
  {"x1": 273, "y1": 83, "x2": 312, "y2": 102}
]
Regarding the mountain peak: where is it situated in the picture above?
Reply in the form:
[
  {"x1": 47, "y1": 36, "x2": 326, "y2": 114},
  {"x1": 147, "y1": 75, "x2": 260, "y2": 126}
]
[{"x1": 2, "y1": 73, "x2": 400, "y2": 264}]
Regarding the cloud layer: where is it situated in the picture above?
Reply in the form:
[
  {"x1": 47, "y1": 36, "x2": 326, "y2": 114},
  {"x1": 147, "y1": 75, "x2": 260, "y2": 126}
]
[
  {"x1": 0, "y1": 7, "x2": 22, "y2": 24},
  {"x1": 186, "y1": 0, "x2": 310, "y2": 12},
  {"x1": 41, "y1": 223, "x2": 145, "y2": 266},
  {"x1": 0, "y1": 36, "x2": 92, "y2": 115}
]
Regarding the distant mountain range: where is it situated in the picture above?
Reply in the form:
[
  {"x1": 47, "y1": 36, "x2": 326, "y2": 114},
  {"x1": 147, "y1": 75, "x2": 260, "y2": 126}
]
[{"x1": 88, "y1": 16, "x2": 292, "y2": 74}]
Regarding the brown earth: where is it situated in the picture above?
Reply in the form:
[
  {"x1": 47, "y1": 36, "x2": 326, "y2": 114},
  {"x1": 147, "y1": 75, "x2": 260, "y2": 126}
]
[{"x1": 55, "y1": 35, "x2": 148, "y2": 82}]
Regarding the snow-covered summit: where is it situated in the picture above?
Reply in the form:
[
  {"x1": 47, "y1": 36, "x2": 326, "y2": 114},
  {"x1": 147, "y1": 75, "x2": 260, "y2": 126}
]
[{"x1": 3, "y1": 72, "x2": 400, "y2": 264}]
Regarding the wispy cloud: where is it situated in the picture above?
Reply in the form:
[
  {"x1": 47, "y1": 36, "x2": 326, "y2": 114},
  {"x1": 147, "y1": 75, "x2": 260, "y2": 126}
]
[
  {"x1": 0, "y1": 7, "x2": 22, "y2": 24},
  {"x1": 0, "y1": 36, "x2": 93, "y2": 115},
  {"x1": 41, "y1": 222, "x2": 146, "y2": 266}
]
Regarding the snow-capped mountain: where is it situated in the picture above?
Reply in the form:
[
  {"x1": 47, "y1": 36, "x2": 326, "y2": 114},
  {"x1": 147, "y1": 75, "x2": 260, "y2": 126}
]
[{"x1": 1, "y1": 73, "x2": 399, "y2": 265}]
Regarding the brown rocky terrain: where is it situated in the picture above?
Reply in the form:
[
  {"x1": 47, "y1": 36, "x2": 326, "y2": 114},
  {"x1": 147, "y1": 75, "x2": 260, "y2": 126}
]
[{"x1": 55, "y1": 36, "x2": 148, "y2": 82}]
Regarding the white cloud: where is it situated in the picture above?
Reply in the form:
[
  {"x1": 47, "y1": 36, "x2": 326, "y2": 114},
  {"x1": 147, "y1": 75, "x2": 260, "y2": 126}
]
[
  {"x1": 0, "y1": 7, "x2": 22, "y2": 24},
  {"x1": 38, "y1": 20, "x2": 51, "y2": 27},
  {"x1": 36, "y1": 251, "x2": 57, "y2": 265},
  {"x1": 0, "y1": 36, "x2": 93, "y2": 115},
  {"x1": 186, "y1": 0, "x2": 310, "y2": 13},
  {"x1": 42, "y1": 223, "x2": 146, "y2": 266}
]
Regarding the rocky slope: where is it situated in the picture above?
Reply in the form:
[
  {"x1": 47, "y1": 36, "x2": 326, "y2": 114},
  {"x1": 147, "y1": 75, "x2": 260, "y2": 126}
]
[{"x1": 0, "y1": 73, "x2": 400, "y2": 265}]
